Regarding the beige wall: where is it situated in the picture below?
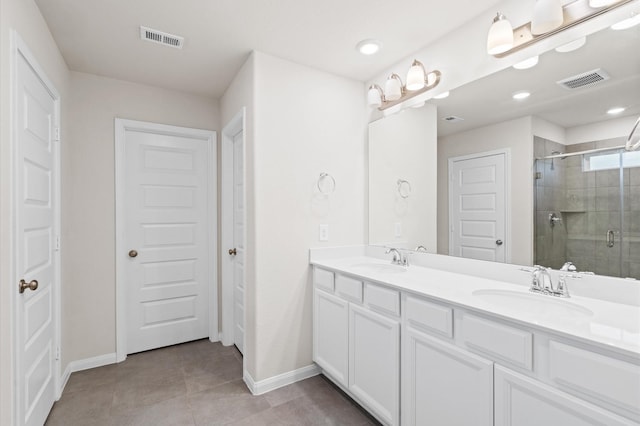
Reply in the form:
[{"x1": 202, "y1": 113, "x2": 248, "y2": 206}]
[
  {"x1": 220, "y1": 53, "x2": 257, "y2": 377},
  {"x1": 438, "y1": 116, "x2": 534, "y2": 266},
  {"x1": 251, "y1": 52, "x2": 366, "y2": 381},
  {"x1": 63, "y1": 71, "x2": 219, "y2": 366},
  {"x1": 0, "y1": 0, "x2": 70, "y2": 423}
]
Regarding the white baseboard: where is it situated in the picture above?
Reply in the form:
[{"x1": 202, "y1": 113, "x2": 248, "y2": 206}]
[
  {"x1": 244, "y1": 364, "x2": 321, "y2": 395},
  {"x1": 58, "y1": 352, "x2": 117, "y2": 395}
]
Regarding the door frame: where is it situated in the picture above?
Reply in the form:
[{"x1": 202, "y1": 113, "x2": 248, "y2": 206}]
[
  {"x1": 447, "y1": 148, "x2": 511, "y2": 263},
  {"x1": 11, "y1": 30, "x2": 63, "y2": 419},
  {"x1": 220, "y1": 108, "x2": 246, "y2": 347},
  {"x1": 114, "y1": 118, "x2": 218, "y2": 362}
]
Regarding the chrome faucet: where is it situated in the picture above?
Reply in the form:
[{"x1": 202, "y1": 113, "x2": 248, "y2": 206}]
[
  {"x1": 560, "y1": 261, "x2": 577, "y2": 272},
  {"x1": 386, "y1": 248, "x2": 409, "y2": 267},
  {"x1": 530, "y1": 265, "x2": 569, "y2": 297},
  {"x1": 415, "y1": 245, "x2": 428, "y2": 252}
]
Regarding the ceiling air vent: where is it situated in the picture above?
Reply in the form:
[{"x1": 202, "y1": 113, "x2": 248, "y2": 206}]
[
  {"x1": 557, "y1": 68, "x2": 610, "y2": 90},
  {"x1": 442, "y1": 116, "x2": 465, "y2": 123},
  {"x1": 140, "y1": 26, "x2": 184, "y2": 49}
]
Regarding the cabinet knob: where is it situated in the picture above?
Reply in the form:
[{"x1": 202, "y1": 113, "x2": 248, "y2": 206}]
[
  {"x1": 229, "y1": 248, "x2": 237, "y2": 256},
  {"x1": 19, "y1": 279, "x2": 38, "y2": 294},
  {"x1": 128, "y1": 250, "x2": 138, "y2": 258},
  {"x1": 496, "y1": 240, "x2": 503, "y2": 246}
]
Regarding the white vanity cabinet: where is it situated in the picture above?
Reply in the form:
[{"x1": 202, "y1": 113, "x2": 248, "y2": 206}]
[
  {"x1": 495, "y1": 365, "x2": 636, "y2": 426},
  {"x1": 312, "y1": 268, "x2": 400, "y2": 425}
]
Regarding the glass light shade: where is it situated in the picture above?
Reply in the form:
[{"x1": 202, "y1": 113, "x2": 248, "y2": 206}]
[
  {"x1": 589, "y1": 0, "x2": 615, "y2": 7},
  {"x1": 487, "y1": 13, "x2": 514, "y2": 55},
  {"x1": 384, "y1": 74, "x2": 402, "y2": 101},
  {"x1": 406, "y1": 60, "x2": 426, "y2": 91},
  {"x1": 513, "y1": 56, "x2": 539, "y2": 70},
  {"x1": 367, "y1": 85, "x2": 382, "y2": 107},
  {"x1": 555, "y1": 36, "x2": 586, "y2": 53},
  {"x1": 611, "y1": 14, "x2": 640, "y2": 30},
  {"x1": 531, "y1": 0, "x2": 564, "y2": 35}
]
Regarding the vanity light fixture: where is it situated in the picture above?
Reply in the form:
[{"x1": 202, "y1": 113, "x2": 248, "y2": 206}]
[
  {"x1": 611, "y1": 13, "x2": 640, "y2": 29},
  {"x1": 513, "y1": 56, "x2": 539, "y2": 69},
  {"x1": 607, "y1": 106, "x2": 626, "y2": 114},
  {"x1": 486, "y1": 0, "x2": 633, "y2": 58},
  {"x1": 555, "y1": 36, "x2": 587, "y2": 52},
  {"x1": 356, "y1": 39, "x2": 381, "y2": 55},
  {"x1": 367, "y1": 59, "x2": 442, "y2": 111},
  {"x1": 513, "y1": 91, "x2": 531, "y2": 100}
]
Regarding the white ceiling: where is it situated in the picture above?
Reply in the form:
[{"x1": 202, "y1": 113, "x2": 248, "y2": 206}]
[
  {"x1": 35, "y1": 0, "x2": 503, "y2": 98},
  {"x1": 435, "y1": 24, "x2": 640, "y2": 137}
]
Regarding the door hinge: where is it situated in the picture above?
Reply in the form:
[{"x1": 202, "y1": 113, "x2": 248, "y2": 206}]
[
  {"x1": 54, "y1": 127, "x2": 60, "y2": 142},
  {"x1": 55, "y1": 347, "x2": 61, "y2": 361},
  {"x1": 55, "y1": 235, "x2": 61, "y2": 251}
]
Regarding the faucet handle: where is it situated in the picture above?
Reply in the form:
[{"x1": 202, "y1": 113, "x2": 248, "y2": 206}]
[{"x1": 555, "y1": 274, "x2": 570, "y2": 298}]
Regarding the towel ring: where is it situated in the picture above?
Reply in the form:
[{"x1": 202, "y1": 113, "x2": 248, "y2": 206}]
[
  {"x1": 397, "y1": 179, "x2": 411, "y2": 198},
  {"x1": 318, "y1": 173, "x2": 336, "y2": 195}
]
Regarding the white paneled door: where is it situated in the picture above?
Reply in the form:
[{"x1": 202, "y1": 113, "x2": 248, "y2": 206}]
[
  {"x1": 118, "y1": 120, "x2": 216, "y2": 355},
  {"x1": 14, "y1": 41, "x2": 60, "y2": 426},
  {"x1": 231, "y1": 130, "x2": 245, "y2": 354},
  {"x1": 449, "y1": 151, "x2": 507, "y2": 262}
]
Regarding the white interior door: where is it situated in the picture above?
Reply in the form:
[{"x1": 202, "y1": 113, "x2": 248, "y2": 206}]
[
  {"x1": 449, "y1": 152, "x2": 507, "y2": 262},
  {"x1": 119, "y1": 121, "x2": 215, "y2": 354},
  {"x1": 14, "y1": 43, "x2": 60, "y2": 426},
  {"x1": 231, "y1": 131, "x2": 245, "y2": 354}
]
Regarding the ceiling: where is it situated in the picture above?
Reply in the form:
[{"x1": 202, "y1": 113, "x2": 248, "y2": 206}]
[
  {"x1": 35, "y1": 0, "x2": 503, "y2": 98},
  {"x1": 435, "y1": 24, "x2": 640, "y2": 137}
]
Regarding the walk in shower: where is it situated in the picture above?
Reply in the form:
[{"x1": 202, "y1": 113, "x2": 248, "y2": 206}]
[{"x1": 534, "y1": 136, "x2": 640, "y2": 279}]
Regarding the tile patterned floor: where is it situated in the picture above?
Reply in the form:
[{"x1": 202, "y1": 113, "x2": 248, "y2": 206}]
[{"x1": 45, "y1": 339, "x2": 379, "y2": 425}]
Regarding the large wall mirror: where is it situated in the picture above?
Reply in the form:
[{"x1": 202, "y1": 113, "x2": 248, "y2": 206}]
[{"x1": 368, "y1": 20, "x2": 640, "y2": 279}]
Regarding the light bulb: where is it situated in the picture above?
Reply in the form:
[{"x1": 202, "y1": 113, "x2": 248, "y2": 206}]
[
  {"x1": 487, "y1": 13, "x2": 514, "y2": 55},
  {"x1": 406, "y1": 60, "x2": 426, "y2": 91},
  {"x1": 531, "y1": 0, "x2": 564, "y2": 35}
]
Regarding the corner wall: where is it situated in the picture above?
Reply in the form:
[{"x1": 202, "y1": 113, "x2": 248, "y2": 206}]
[{"x1": 252, "y1": 52, "x2": 366, "y2": 381}]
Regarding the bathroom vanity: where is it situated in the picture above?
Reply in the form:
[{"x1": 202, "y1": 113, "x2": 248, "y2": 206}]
[{"x1": 309, "y1": 247, "x2": 640, "y2": 426}]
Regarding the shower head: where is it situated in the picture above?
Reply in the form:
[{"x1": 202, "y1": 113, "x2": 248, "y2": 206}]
[{"x1": 550, "y1": 150, "x2": 567, "y2": 159}]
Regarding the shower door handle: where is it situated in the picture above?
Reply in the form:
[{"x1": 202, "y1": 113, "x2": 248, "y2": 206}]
[{"x1": 606, "y1": 230, "x2": 615, "y2": 248}]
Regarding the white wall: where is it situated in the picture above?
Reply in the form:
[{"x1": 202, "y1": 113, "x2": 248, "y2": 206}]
[
  {"x1": 532, "y1": 116, "x2": 566, "y2": 145},
  {"x1": 438, "y1": 116, "x2": 534, "y2": 265},
  {"x1": 0, "y1": 0, "x2": 70, "y2": 423},
  {"x1": 566, "y1": 115, "x2": 638, "y2": 145},
  {"x1": 369, "y1": 106, "x2": 438, "y2": 250},
  {"x1": 63, "y1": 71, "x2": 219, "y2": 366},
  {"x1": 220, "y1": 53, "x2": 257, "y2": 377},
  {"x1": 251, "y1": 52, "x2": 366, "y2": 381}
]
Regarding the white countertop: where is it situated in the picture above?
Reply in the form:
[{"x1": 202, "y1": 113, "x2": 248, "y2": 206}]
[{"x1": 311, "y1": 255, "x2": 640, "y2": 358}]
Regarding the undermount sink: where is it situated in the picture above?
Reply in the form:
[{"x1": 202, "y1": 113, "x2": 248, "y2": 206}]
[
  {"x1": 472, "y1": 289, "x2": 594, "y2": 318},
  {"x1": 350, "y1": 263, "x2": 408, "y2": 274}
]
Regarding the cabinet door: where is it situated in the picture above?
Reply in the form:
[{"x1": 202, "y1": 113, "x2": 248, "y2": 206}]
[
  {"x1": 402, "y1": 328, "x2": 493, "y2": 426},
  {"x1": 313, "y1": 288, "x2": 349, "y2": 386},
  {"x1": 349, "y1": 303, "x2": 400, "y2": 426},
  {"x1": 495, "y1": 365, "x2": 636, "y2": 426}
]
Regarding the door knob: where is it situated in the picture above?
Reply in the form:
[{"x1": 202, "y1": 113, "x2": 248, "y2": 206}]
[
  {"x1": 19, "y1": 279, "x2": 38, "y2": 294},
  {"x1": 496, "y1": 239, "x2": 503, "y2": 246},
  {"x1": 228, "y1": 248, "x2": 237, "y2": 256},
  {"x1": 128, "y1": 250, "x2": 138, "y2": 258}
]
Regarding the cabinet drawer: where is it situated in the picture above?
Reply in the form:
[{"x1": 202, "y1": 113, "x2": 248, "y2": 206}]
[
  {"x1": 335, "y1": 274, "x2": 363, "y2": 303},
  {"x1": 364, "y1": 283, "x2": 400, "y2": 317},
  {"x1": 404, "y1": 295, "x2": 453, "y2": 339},
  {"x1": 313, "y1": 267, "x2": 334, "y2": 292},
  {"x1": 549, "y1": 340, "x2": 640, "y2": 421},
  {"x1": 461, "y1": 313, "x2": 532, "y2": 371}
]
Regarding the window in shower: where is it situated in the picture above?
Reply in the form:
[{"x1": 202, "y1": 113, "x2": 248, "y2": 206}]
[{"x1": 583, "y1": 150, "x2": 640, "y2": 171}]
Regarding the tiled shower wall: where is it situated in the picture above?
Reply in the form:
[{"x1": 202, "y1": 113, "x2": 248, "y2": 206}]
[{"x1": 534, "y1": 136, "x2": 640, "y2": 279}]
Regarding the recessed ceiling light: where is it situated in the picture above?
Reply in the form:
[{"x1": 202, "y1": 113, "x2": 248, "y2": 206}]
[
  {"x1": 513, "y1": 56, "x2": 539, "y2": 70},
  {"x1": 555, "y1": 36, "x2": 587, "y2": 53},
  {"x1": 433, "y1": 91, "x2": 450, "y2": 100},
  {"x1": 611, "y1": 14, "x2": 640, "y2": 30},
  {"x1": 607, "y1": 107, "x2": 626, "y2": 115},
  {"x1": 356, "y1": 39, "x2": 381, "y2": 55},
  {"x1": 512, "y1": 91, "x2": 531, "y2": 100}
]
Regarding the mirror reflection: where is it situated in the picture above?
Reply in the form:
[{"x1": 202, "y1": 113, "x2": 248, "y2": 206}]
[{"x1": 368, "y1": 22, "x2": 640, "y2": 279}]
